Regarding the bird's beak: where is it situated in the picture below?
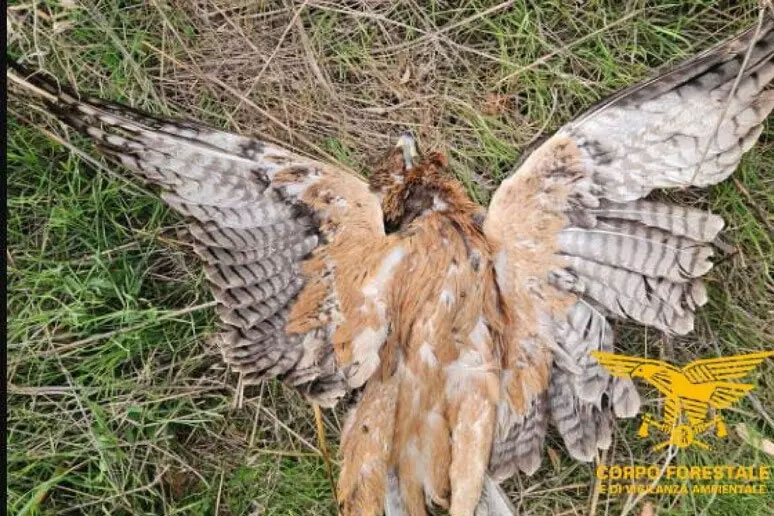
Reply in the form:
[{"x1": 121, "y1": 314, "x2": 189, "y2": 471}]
[{"x1": 395, "y1": 133, "x2": 419, "y2": 170}]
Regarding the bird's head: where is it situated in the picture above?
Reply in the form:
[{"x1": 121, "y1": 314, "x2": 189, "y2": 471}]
[
  {"x1": 369, "y1": 133, "x2": 476, "y2": 230},
  {"x1": 631, "y1": 363, "x2": 661, "y2": 380}
]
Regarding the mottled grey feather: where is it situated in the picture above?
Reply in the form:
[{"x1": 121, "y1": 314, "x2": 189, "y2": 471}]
[
  {"x1": 190, "y1": 219, "x2": 310, "y2": 251},
  {"x1": 558, "y1": 221, "x2": 715, "y2": 282},
  {"x1": 612, "y1": 376, "x2": 641, "y2": 418},
  {"x1": 385, "y1": 471, "x2": 407, "y2": 516},
  {"x1": 194, "y1": 235, "x2": 319, "y2": 266},
  {"x1": 561, "y1": 255, "x2": 708, "y2": 316},
  {"x1": 548, "y1": 369, "x2": 596, "y2": 462},
  {"x1": 566, "y1": 270, "x2": 696, "y2": 334},
  {"x1": 8, "y1": 65, "x2": 385, "y2": 405},
  {"x1": 165, "y1": 195, "x2": 294, "y2": 229},
  {"x1": 474, "y1": 476, "x2": 517, "y2": 516},
  {"x1": 489, "y1": 392, "x2": 548, "y2": 480},
  {"x1": 216, "y1": 281, "x2": 303, "y2": 329},
  {"x1": 561, "y1": 17, "x2": 774, "y2": 200},
  {"x1": 590, "y1": 200, "x2": 724, "y2": 241},
  {"x1": 205, "y1": 252, "x2": 299, "y2": 289}
]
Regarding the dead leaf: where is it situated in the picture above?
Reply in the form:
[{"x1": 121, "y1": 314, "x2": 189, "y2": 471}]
[
  {"x1": 53, "y1": 21, "x2": 74, "y2": 34},
  {"x1": 640, "y1": 501, "x2": 655, "y2": 516},
  {"x1": 480, "y1": 93, "x2": 514, "y2": 116},
  {"x1": 399, "y1": 65, "x2": 411, "y2": 85},
  {"x1": 735, "y1": 423, "x2": 774, "y2": 456},
  {"x1": 164, "y1": 468, "x2": 196, "y2": 500}
]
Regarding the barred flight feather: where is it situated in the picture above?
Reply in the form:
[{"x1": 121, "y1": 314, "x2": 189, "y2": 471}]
[{"x1": 481, "y1": 15, "x2": 772, "y2": 494}]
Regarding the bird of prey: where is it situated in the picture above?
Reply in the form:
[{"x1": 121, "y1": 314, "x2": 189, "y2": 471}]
[
  {"x1": 592, "y1": 351, "x2": 774, "y2": 450},
  {"x1": 8, "y1": 14, "x2": 773, "y2": 516}
]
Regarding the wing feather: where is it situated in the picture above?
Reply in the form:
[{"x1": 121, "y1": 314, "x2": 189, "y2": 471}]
[
  {"x1": 708, "y1": 384, "x2": 756, "y2": 409},
  {"x1": 10, "y1": 63, "x2": 395, "y2": 406},
  {"x1": 484, "y1": 16, "x2": 773, "y2": 467},
  {"x1": 682, "y1": 351, "x2": 774, "y2": 383},
  {"x1": 564, "y1": 17, "x2": 774, "y2": 199}
]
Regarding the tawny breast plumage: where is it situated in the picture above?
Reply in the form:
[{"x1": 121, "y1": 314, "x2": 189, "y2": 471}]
[{"x1": 340, "y1": 210, "x2": 506, "y2": 515}]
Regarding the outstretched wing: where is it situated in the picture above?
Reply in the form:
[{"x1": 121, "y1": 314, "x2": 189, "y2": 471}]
[
  {"x1": 9, "y1": 64, "x2": 399, "y2": 407},
  {"x1": 682, "y1": 351, "x2": 774, "y2": 383},
  {"x1": 707, "y1": 383, "x2": 756, "y2": 410},
  {"x1": 590, "y1": 352, "x2": 668, "y2": 378},
  {"x1": 483, "y1": 16, "x2": 773, "y2": 469}
]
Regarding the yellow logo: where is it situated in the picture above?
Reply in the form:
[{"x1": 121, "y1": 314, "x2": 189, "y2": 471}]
[{"x1": 591, "y1": 350, "x2": 773, "y2": 451}]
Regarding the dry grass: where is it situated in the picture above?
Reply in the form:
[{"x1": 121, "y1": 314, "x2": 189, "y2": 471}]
[{"x1": 6, "y1": 1, "x2": 774, "y2": 515}]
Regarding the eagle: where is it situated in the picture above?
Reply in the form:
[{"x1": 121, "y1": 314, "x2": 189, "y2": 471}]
[
  {"x1": 8, "y1": 14, "x2": 773, "y2": 516},
  {"x1": 592, "y1": 351, "x2": 774, "y2": 448}
]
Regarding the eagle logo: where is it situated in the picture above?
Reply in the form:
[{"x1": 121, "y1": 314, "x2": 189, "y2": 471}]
[{"x1": 592, "y1": 351, "x2": 773, "y2": 451}]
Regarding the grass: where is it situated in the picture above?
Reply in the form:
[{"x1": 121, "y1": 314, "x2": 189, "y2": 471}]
[{"x1": 6, "y1": 0, "x2": 774, "y2": 514}]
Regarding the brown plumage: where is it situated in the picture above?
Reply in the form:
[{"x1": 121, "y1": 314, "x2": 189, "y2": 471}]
[{"x1": 7, "y1": 13, "x2": 773, "y2": 516}]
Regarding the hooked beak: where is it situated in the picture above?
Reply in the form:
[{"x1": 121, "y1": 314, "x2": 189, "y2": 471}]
[{"x1": 395, "y1": 133, "x2": 419, "y2": 170}]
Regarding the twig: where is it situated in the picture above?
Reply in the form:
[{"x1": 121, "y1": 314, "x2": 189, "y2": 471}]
[
  {"x1": 82, "y1": 3, "x2": 166, "y2": 111},
  {"x1": 206, "y1": 1, "x2": 262, "y2": 53},
  {"x1": 733, "y1": 176, "x2": 774, "y2": 235},
  {"x1": 294, "y1": 14, "x2": 337, "y2": 99},
  {"x1": 360, "y1": 95, "x2": 437, "y2": 114},
  {"x1": 55, "y1": 356, "x2": 125, "y2": 503},
  {"x1": 619, "y1": 446, "x2": 678, "y2": 516},
  {"x1": 253, "y1": 403, "x2": 320, "y2": 455},
  {"x1": 249, "y1": 382, "x2": 266, "y2": 448},
  {"x1": 589, "y1": 447, "x2": 608, "y2": 515},
  {"x1": 233, "y1": 373, "x2": 245, "y2": 410},
  {"x1": 7, "y1": 68, "x2": 58, "y2": 102},
  {"x1": 747, "y1": 393, "x2": 774, "y2": 432},
  {"x1": 214, "y1": 469, "x2": 225, "y2": 515},
  {"x1": 7, "y1": 384, "x2": 84, "y2": 396},
  {"x1": 66, "y1": 241, "x2": 141, "y2": 266},
  {"x1": 66, "y1": 464, "x2": 170, "y2": 512},
  {"x1": 313, "y1": 403, "x2": 339, "y2": 512},
  {"x1": 524, "y1": 483, "x2": 587, "y2": 496},
  {"x1": 248, "y1": 449, "x2": 319, "y2": 459}
]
